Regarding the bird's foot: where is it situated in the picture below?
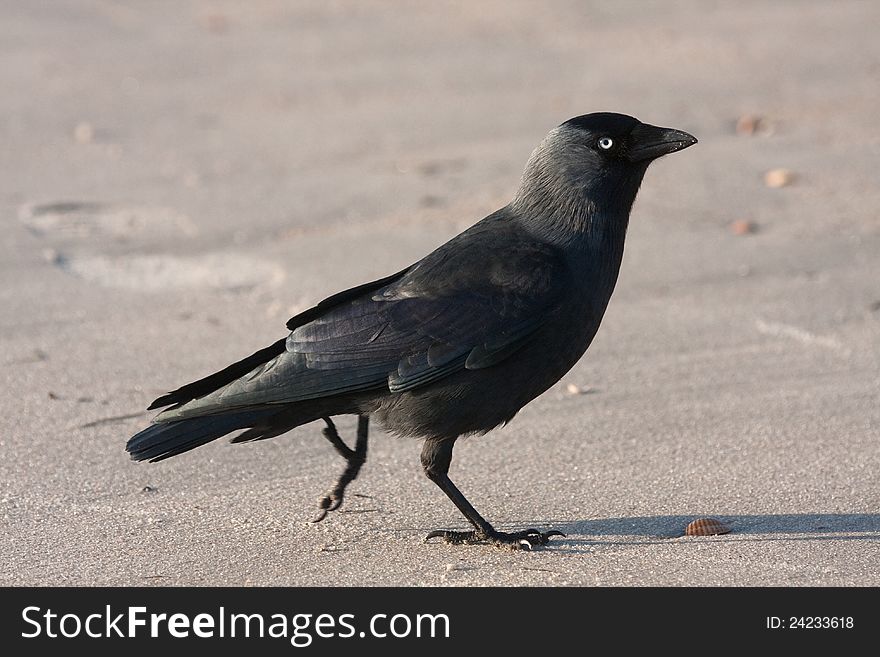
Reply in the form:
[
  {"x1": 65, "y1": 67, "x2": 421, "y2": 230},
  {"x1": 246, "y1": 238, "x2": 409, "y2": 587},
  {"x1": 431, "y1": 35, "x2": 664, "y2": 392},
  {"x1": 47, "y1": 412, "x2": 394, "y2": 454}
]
[
  {"x1": 311, "y1": 489, "x2": 346, "y2": 524},
  {"x1": 425, "y1": 527, "x2": 565, "y2": 550},
  {"x1": 310, "y1": 418, "x2": 367, "y2": 523}
]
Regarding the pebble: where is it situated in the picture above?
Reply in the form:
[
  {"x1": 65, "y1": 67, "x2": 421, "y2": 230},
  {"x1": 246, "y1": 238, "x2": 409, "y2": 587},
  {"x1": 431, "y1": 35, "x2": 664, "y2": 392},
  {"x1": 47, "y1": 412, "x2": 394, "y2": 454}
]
[
  {"x1": 764, "y1": 168, "x2": 795, "y2": 188},
  {"x1": 735, "y1": 114, "x2": 762, "y2": 136},
  {"x1": 73, "y1": 121, "x2": 94, "y2": 144},
  {"x1": 730, "y1": 219, "x2": 758, "y2": 235}
]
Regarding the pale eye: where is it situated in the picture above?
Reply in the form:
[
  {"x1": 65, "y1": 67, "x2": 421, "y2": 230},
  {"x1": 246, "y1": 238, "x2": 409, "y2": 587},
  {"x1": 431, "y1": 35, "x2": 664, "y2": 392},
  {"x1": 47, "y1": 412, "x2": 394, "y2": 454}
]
[{"x1": 598, "y1": 137, "x2": 614, "y2": 150}]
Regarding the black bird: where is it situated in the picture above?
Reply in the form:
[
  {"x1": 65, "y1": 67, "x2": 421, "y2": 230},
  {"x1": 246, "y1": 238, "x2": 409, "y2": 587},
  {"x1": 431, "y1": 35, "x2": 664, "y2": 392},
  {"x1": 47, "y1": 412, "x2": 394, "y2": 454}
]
[{"x1": 127, "y1": 112, "x2": 696, "y2": 549}]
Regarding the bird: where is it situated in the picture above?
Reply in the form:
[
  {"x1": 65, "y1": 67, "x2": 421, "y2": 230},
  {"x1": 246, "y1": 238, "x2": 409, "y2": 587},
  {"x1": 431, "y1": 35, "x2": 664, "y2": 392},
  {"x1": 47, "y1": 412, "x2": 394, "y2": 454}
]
[{"x1": 127, "y1": 112, "x2": 697, "y2": 549}]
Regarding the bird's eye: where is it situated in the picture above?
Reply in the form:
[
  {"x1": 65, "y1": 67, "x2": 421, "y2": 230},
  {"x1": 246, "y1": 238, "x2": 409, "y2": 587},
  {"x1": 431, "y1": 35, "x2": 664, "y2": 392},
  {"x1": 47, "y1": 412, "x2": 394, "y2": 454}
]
[{"x1": 598, "y1": 137, "x2": 614, "y2": 150}]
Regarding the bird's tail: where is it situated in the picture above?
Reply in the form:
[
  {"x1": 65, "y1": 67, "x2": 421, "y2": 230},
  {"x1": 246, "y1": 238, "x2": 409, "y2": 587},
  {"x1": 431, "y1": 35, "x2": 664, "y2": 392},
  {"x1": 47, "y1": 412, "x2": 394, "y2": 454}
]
[{"x1": 126, "y1": 409, "x2": 275, "y2": 462}]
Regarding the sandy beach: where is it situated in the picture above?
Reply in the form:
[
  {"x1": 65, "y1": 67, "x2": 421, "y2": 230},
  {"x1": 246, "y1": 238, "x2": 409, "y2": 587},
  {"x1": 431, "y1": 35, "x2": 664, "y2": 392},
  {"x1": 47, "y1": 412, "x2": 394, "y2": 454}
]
[{"x1": 1, "y1": 0, "x2": 878, "y2": 586}]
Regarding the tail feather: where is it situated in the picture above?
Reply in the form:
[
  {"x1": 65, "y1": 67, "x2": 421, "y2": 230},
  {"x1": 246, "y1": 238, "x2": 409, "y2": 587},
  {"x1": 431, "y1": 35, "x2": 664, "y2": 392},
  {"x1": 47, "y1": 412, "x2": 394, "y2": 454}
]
[
  {"x1": 229, "y1": 423, "x2": 297, "y2": 443},
  {"x1": 126, "y1": 410, "x2": 273, "y2": 462},
  {"x1": 147, "y1": 339, "x2": 287, "y2": 411}
]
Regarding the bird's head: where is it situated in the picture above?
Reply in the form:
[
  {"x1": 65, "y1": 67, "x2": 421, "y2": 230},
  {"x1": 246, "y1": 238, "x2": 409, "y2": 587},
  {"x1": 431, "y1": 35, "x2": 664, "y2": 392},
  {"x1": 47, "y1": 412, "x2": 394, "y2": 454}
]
[
  {"x1": 513, "y1": 112, "x2": 696, "y2": 242},
  {"x1": 559, "y1": 112, "x2": 697, "y2": 166}
]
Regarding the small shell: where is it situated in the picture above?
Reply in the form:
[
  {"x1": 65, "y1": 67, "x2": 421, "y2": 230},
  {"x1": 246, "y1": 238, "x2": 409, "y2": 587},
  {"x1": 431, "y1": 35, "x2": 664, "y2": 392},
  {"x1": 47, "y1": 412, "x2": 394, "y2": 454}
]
[
  {"x1": 735, "y1": 114, "x2": 762, "y2": 136},
  {"x1": 764, "y1": 168, "x2": 795, "y2": 188},
  {"x1": 685, "y1": 518, "x2": 730, "y2": 536},
  {"x1": 73, "y1": 121, "x2": 94, "y2": 144},
  {"x1": 730, "y1": 219, "x2": 758, "y2": 236}
]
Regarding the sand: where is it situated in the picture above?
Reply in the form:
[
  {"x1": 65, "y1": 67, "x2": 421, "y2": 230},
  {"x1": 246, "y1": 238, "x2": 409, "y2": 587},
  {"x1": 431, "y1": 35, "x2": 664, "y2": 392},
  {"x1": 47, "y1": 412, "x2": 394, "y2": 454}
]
[{"x1": 1, "y1": 0, "x2": 878, "y2": 586}]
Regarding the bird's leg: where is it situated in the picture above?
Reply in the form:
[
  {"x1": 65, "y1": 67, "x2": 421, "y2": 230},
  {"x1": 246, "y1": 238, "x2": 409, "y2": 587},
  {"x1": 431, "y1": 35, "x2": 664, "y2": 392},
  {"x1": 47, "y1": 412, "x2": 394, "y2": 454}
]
[
  {"x1": 420, "y1": 438, "x2": 564, "y2": 550},
  {"x1": 311, "y1": 415, "x2": 369, "y2": 523}
]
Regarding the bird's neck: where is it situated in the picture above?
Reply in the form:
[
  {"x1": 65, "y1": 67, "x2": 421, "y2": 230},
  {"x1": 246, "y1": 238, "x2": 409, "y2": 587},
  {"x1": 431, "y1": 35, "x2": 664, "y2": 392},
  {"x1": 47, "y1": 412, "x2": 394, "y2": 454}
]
[
  {"x1": 510, "y1": 169, "x2": 643, "y2": 258},
  {"x1": 508, "y1": 156, "x2": 649, "y2": 311},
  {"x1": 509, "y1": 134, "x2": 647, "y2": 255}
]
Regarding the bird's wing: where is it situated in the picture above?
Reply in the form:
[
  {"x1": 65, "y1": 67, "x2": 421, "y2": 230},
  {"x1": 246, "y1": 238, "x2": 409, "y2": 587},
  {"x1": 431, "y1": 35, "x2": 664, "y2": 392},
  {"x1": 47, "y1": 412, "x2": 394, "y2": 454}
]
[
  {"x1": 289, "y1": 222, "x2": 568, "y2": 393},
  {"x1": 147, "y1": 268, "x2": 409, "y2": 410},
  {"x1": 156, "y1": 221, "x2": 567, "y2": 414}
]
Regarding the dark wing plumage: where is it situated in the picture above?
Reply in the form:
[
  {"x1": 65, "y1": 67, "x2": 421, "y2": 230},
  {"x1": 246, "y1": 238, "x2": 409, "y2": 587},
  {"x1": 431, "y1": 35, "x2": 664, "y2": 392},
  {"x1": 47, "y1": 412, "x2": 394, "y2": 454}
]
[
  {"x1": 289, "y1": 220, "x2": 568, "y2": 393},
  {"x1": 153, "y1": 217, "x2": 568, "y2": 418},
  {"x1": 147, "y1": 268, "x2": 409, "y2": 411}
]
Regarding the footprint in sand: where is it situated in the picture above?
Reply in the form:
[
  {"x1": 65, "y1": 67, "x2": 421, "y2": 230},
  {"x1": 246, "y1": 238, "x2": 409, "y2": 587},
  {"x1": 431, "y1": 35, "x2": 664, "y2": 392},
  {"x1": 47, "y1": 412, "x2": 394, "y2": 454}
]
[
  {"x1": 56, "y1": 252, "x2": 285, "y2": 291},
  {"x1": 21, "y1": 201, "x2": 284, "y2": 292},
  {"x1": 18, "y1": 201, "x2": 198, "y2": 241}
]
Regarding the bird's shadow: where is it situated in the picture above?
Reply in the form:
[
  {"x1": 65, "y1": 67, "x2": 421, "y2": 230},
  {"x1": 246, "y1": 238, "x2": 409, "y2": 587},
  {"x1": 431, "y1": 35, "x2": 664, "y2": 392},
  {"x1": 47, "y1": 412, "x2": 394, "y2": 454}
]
[
  {"x1": 523, "y1": 513, "x2": 880, "y2": 553},
  {"x1": 401, "y1": 513, "x2": 880, "y2": 553}
]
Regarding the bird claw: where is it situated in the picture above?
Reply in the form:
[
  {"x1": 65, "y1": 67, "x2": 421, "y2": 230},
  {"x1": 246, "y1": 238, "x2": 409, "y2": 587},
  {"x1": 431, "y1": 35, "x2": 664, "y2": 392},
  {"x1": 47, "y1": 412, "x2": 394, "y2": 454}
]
[
  {"x1": 507, "y1": 528, "x2": 565, "y2": 549},
  {"x1": 310, "y1": 417, "x2": 368, "y2": 524},
  {"x1": 425, "y1": 527, "x2": 565, "y2": 549},
  {"x1": 425, "y1": 529, "x2": 477, "y2": 545},
  {"x1": 310, "y1": 491, "x2": 344, "y2": 524}
]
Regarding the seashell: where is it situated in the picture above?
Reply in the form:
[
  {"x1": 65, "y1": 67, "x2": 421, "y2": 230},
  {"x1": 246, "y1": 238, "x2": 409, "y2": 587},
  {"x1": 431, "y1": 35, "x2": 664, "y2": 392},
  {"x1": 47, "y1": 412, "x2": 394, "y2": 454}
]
[
  {"x1": 735, "y1": 114, "x2": 762, "y2": 136},
  {"x1": 730, "y1": 219, "x2": 758, "y2": 236},
  {"x1": 685, "y1": 518, "x2": 730, "y2": 536},
  {"x1": 73, "y1": 121, "x2": 94, "y2": 144},
  {"x1": 764, "y1": 168, "x2": 795, "y2": 188}
]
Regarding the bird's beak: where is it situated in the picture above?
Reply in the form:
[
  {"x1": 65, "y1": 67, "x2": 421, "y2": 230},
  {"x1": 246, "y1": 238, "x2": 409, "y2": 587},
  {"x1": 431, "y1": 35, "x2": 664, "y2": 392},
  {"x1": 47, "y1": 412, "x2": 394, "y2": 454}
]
[{"x1": 626, "y1": 123, "x2": 697, "y2": 162}]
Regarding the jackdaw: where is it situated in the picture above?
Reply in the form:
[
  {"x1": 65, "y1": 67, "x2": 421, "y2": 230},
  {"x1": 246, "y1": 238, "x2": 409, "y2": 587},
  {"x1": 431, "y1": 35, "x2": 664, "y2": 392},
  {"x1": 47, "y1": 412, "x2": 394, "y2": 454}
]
[{"x1": 127, "y1": 112, "x2": 697, "y2": 549}]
